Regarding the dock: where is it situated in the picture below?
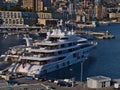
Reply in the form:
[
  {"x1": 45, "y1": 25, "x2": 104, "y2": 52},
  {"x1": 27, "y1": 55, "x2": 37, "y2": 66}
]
[
  {"x1": 91, "y1": 31, "x2": 115, "y2": 39},
  {"x1": 77, "y1": 24, "x2": 96, "y2": 28},
  {"x1": 0, "y1": 78, "x2": 114, "y2": 90},
  {"x1": 0, "y1": 25, "x2": 115, "y2": 40},
  {"x1": 0, "y1": 26, "x2": 48, "y2": 35},
  {"x1": 76, "y1": 30, "x2": 115, "y2": 39}
]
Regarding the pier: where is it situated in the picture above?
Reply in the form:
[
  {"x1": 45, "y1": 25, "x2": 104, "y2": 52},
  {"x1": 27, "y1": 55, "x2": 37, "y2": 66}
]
[
  {"x1": 75, "y1": 30, "x2": 115, "y2": 39},
  {"x1": 77, "y1": 24, "x2": 96, "y2": 28},
  {"x1": 0, "y1": 25, "x2": 115, "y2": 40},
  {"x1": 0, "y1": 25, "x2": 48, "y2": 35}
]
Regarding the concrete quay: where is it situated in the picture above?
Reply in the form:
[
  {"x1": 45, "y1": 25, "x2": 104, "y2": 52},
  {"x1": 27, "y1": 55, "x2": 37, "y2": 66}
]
[
  {"x1": 0, "y1": 77, "x2": 115, "y2": 90},
  {"x1": 75, "y1": 30, "x2": 115, "y2": 39},
  {"x1": 41, "y1": 81, "x2": 114, "y2": 90}
]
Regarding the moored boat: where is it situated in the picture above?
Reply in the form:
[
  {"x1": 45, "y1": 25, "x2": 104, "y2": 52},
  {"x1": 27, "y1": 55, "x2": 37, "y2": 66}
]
[{"x1": 0, "y1": 21, "x2": 97, "y2": 78}]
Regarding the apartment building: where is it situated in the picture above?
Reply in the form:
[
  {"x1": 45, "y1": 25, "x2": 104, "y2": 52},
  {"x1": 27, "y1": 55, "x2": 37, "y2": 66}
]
[
  {"x1": 0, "y1": 11, "x2": 23, "y2": 26},
  {"x1": 37, "y1": 12, "x2": 57, "y2": 26},
  {"x1": 22, "y1": 0, "x2": 43, "y2": 11},
  {"x1": 22, "y1": 0, "x2": 34, "y2": 10},
  {"x1": 0, "y1": 11, "x2": 37, "y2": 26},
  {"x1": 35, "y1": 0, "x2": 43, "y2": 12},
  {"x1": 94, "y1": 5, "x2": 107, "y2": 20}
]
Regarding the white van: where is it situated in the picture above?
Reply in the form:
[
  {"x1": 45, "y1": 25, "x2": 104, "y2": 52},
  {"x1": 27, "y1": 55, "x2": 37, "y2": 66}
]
[{"x1": 114, "y1": 83, "x2": 120, "y2": 89}]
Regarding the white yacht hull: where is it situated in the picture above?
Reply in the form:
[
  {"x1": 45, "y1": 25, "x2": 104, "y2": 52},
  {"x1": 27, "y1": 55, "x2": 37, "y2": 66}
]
[{"x1": 28, "y1": 46, "x2": 93, "y2": 77}]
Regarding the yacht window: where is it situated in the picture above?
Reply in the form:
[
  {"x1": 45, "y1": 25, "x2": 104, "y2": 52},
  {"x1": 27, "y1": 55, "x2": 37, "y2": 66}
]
[
  {"x1": 56, "y1": 65, "x2": 59, "y2": 69},
  {"x1": 58, "y1": 56, "x2": 65, "y2": 60},
  {"x1": 68, "y1": 49, "x2": 73, "y2": 52},
  {"x1": 68, "y1": 43, "x2": 72, "y2": 46},
  {"x1": 61, "y1": 37, "x2": 68, "y2": 40},
  {"x1": 61, "y1": 44, "x2": 65, "y2": 48},
  {"x1": 81, "y1": 55, "x2": 84, "y2": 58},
  {"x1": 73, "y1": 53, "x2": 77, "y2": 57},
  {"x1": 67, "y1": 61, "x2": 70, "y2": 65},
  {"x1": 80, "y1": 44, "x2": 90, "y2": 48},
  {"x1": 78, "y1": 41, "x2": 87, "y2": 43},
  {"x1": 62, "y1": 62, "x2": 65, "y2": 66},
  {"x1": 40, "y1": 61, "x2": 47, "y2": 65},
  {"x1": 58, "y1": 51, "x2": 62, "y2": 54},
  {"x1": 73, "y1": 42, "x2": 77, "y2": 45},
  {"x1": 43, "y1": 70, "x2": 47, "y2": 74},
  {"x1": 77, "y1": 56, "x2": 80, "y2": 59}
]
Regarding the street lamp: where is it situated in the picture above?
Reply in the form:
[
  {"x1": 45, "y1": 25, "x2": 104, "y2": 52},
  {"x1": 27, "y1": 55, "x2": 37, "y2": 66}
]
[
  {"x1": 80, "y1": 61, "x2": 84, "y2": 83},
  {"x1": 69, "y1": 67, "x2": 72, "y2": 78},
  {"x1": 69, "y1": 67, "x2": 75, "y2": 87}
]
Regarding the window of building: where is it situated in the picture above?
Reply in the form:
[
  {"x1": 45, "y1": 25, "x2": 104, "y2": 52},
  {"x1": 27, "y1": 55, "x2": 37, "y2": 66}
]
[
  {"x1": 16, "y1": 19, "x2": 19, "y2": 24},
  {"x1": 17, "y1": 13, "x2": 20, "y2": 18},
  {"x1": 102, "y1": 82, "x2": 106, "y2": 87},
  {"x1": 13, "y1": 20, "x2": 16, "y2": 24},
  {"x1": 9, "y1": 19, "x2": 12, "y2": 24},
  {"x1": 6, "y1": 19, "x2": 8, "y2": 24},
  {"x1": 14, "y1": 13, "x2": 17, "y2": 18}
]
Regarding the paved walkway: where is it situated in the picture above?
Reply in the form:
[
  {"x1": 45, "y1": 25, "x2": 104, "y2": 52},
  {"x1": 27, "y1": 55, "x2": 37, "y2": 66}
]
[{"x1": 0, "y1": 77, "x2": 114, "y2": 90}]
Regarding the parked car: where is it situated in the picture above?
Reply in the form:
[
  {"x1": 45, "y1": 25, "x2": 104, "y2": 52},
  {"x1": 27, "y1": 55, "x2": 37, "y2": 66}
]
[
  {"x1": 48, "y1": 79, "x2": 54, "y2": 83},
  {"x1": 7, "y1": 80, "x2": 18, "y2": 85},
  {"x1": 57, "y1": 81, "x2": 72, "y2": 87}
]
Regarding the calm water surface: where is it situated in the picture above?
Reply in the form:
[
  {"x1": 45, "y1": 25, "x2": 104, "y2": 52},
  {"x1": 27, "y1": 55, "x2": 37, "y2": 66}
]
[{"x1": 0, "y1": 23, "x2": 120, "y2": 81}]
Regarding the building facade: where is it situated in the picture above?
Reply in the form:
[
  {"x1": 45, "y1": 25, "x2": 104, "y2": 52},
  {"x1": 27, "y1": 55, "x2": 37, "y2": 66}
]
[
  {"x1": 87, "y1": 76, "x2": 111, "y2": 88},
  {"x1": 37, "y1": 12, "x2": 57, "y2": 26},
  {"x1": 0, "y1": 11, "x2": 37, "y2": 26},
  {"x1": 22, "y1": 0, "x2": 43, "y2": 12},
  {"x1": 22, "y1": 0, "x2": 34, "y2": 10},
  {"x1": 109, "y1": 12, "x2": 120, "y2": 22},
  {"x1": 0, "y1": 11, "x2": 23, "y2": 26},
  {"x1": 35, "y1": 0, "x2": 43, "y2": 12},
  {"x1": 94, "y1": 5, "x2": 107, "y2": 20}
]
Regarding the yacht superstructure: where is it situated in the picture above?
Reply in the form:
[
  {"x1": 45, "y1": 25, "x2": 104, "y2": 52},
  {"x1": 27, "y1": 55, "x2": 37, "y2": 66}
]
[{"x1": 0, "y1": 23, "x2": 97, "y2": 78}]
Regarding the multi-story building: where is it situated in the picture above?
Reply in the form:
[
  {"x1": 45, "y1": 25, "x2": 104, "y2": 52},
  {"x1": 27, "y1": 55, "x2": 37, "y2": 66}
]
[
  {"x1": 0, "y1": 11, "x2": 23, "y2": 26},
  {"x1": 22, "y1": 0, "x2": 43, "y2": 12},
  {"x1": 0, "y1": 11, "x2": 37, "y2": 26},
  {"x1": 94, "y1": 5, "x2": 107, "y2": 20},
  {"x1": 109, "y1": 12, "x2": 120, "y2": 22},
  {"x1": 22, "y1": 0, "x2": 34, "y2": 10},
  {"x1": 35, "y1": 0, "x2": 43, "y2": 12},
  {"x1": 37, "y1": 12, "x2": 57, "y2": 26}
]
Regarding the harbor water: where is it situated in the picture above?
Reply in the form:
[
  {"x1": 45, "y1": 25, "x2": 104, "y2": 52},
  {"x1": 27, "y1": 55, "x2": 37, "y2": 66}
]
[{"x1": 0, "y1": 23, "x2": 120, "y2": 81}]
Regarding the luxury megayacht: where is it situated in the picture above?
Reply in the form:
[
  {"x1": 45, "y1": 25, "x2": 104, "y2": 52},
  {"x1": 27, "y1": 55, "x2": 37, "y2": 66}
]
[{"x1": 0, "y1": 24, "x2": 97, "y2": 78}]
